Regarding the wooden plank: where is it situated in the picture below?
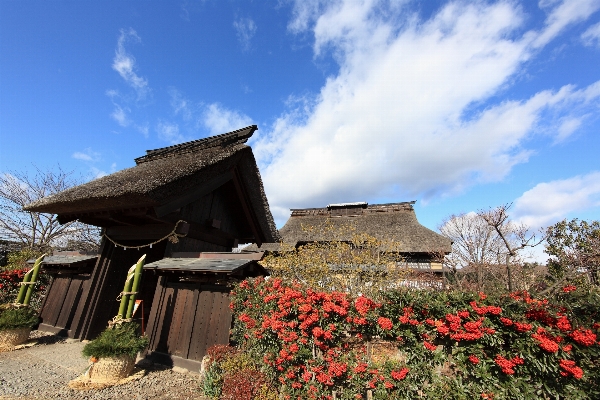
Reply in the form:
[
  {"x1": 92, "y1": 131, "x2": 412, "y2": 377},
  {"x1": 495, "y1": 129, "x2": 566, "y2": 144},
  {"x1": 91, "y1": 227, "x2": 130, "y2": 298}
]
[
  {"x1": 155, "y1": 285, "x2": 175, "y2": 353},
  {"x1": 74, "y1": 241, "x2": 115, "y2": 339},
  {"x1": 56, "y1": 277, "x2": 84, "y2": 329},
  {"x1": 181, "y1": 289, "x2": 200, "y2": 359},
  {"x1": 189, "y1": 289, "x2": 213, "y2": 361},
  {"x1": 168, "y1": 286, "x2": 187, "y2": 356},
  {"x1": 47, "y1": 278, "x2": 70, "y2": 327},
  {"x1": 146, "y1": 277, "x2": 167, "y2": 352},
  {"x1": 203, "y1": 291, "x2": 222, "y2": 359},
  {"x1": 39, "y1": 278, "x2": 58, "y2": 322},
  {"x1": 173, "y1": 288, "x2": 194, "y2": 357},
  {"x1": 38, "y1": 275, "x2": 56, "y2": 318},
  {"x1": 214, "y1": 291, "x2": 232, "y2": 346}
]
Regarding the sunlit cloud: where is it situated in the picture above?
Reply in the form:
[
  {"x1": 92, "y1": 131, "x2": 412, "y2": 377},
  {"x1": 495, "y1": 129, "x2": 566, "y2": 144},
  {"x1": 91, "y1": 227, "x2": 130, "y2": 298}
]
[
  {"x1": 513, "y1": 171, "x2": 600, "y2": 228},
  {"x1": 252, "y1": 0, "x2": 600, "y2": 224},
  {"x1": 72, "y1": 148, "x2": 101, "y2": 162},
  {"x1": 156, "y1": 120, "x2": 185, "y2": 144},
  {"x1": 110, "y1": 104, "x2": 130, "y2": 127},
  {"x1": 582, "y1": 20, "x2": 600, "y2": 46},
  {"x1": 202, "y1": 103, "x2": 253, "y2": 135},
  {"x1": 112, "y1": 28, "x2": 150, "y2": 100},
  {"x1": 233, "y1": 17, "x2": 257, "y2": 52}
]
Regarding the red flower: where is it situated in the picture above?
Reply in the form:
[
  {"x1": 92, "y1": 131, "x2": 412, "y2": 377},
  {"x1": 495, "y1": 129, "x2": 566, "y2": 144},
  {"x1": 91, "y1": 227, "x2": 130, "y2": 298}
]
[
  {"x1": 377, "y1": 317, "x2": 393, "y2": 330},
  {"x1": 353, "y1": 363, "x2": 368, "y2": 374},
  {"x1": 559, "y1": 359, "x2": 583, "y2": 379},
  {"x1": 514, "y1": 322, "x2": 532, "y2": 333},
  {"x1": 532, "y1": 332, "x2": 560, "y2": 353},
  {"x1": 468, "y1": 355, "x2": 480, "y2": 364},
  {"x1": 494, "y1": 355, "x2": 516, "y2": 375},
  {"x1": 391, "y1": 367, "x2": 409, "y2": 380},
  {"x1": 562, "y1": 285, "x2": 577, "y2": 293},
  {"x1": 556, "y1": 316, "x2": 572, "y2": 332},
  {"x1": 570, "y1": 328, "x2": 597, "y2": 346},
  {"x1": 423, "y1": 341, "x2": 437, "y2": 351}
]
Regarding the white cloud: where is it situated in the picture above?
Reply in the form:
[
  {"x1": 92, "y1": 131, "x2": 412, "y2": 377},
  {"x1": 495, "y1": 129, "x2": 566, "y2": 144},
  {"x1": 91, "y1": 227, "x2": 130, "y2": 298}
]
[
  {"x1": 253, "y1": 0, "x2": 600, "y2": 223},
  {"x1": 533, "y1": 0, "x2": 600, "y2": 48},
  {"x1": 72, "y1": 148, "x2": 101, "y2": 162},
  {"x1": 110, "y1": 104, "x2": 130, "y2": 127},
  {"x1": 202, "y1": 103, "x2": 253, "y2": 135},
  {"x1": 112, "y1": 28, "x2": 150, "y2": 99},
  {"x1": 169, "y1": 87, "x2": 193, "y2": 120},
  {"x1": 156, "y1": 120, "x2": 185, "y2": 144},
  {"x1": 582, "y1": 20, "x2": 600, "y2": 46},
  {"x1": 136, "y1": 123, "x2": 149, "y2": 138},
  {"x1": 233, "y1": 17, "x2": 257, "y2": 52},
  {"x1": 513, "y1": 171, "x2": 600, "y2": 228}
]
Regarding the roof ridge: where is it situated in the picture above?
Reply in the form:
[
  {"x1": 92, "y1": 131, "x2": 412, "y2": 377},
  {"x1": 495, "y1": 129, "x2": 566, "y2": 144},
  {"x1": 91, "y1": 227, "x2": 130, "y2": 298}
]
[
  {"x1": 290, "y1": 201, "x2": 416, "y2": 216},
  {"x1": 134, "y1": 125, "x2": 257, "y2": 164}
]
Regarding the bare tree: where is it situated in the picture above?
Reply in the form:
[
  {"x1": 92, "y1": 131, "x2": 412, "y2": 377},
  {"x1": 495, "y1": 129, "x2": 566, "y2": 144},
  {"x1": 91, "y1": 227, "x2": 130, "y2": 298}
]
[
  {"x1": 0, "y1": 167, "x2": 100, "y2": 252},
  {"x1": 478, "y1": 204, "x2": 544, "y2": 292},
  {"x1": 438, "y1": 212, "x2": 506, "y2": 290}
]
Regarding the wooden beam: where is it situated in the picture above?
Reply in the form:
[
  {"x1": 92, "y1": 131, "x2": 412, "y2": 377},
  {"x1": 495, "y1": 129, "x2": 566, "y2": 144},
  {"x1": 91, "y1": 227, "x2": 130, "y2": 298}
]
[
  {"x1": 105, "y1": 222, "x2": 238, "y2": 248},
  {"x1": 231, "y1": 167, "x2": 263, "y2": 246},
  {"x1": 106, "y1": 224, "x2": 174, "y2": 241},
  {"x1": 154, "y1": 171, "x2": 233, "y2": 217}
]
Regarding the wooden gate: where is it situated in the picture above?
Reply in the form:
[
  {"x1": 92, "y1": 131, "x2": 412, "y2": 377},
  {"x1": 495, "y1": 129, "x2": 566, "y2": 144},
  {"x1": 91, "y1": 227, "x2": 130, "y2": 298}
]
[
  {"x1": 38, "y1": 274, "x2": 88, "y2": 335},
  {"x1": 145, "y1": 277, "x2": 232, "y2": 370}
]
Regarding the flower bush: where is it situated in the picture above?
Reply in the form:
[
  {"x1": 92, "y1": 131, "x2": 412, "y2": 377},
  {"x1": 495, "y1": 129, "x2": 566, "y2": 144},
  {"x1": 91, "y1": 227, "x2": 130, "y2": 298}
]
[
  {"x1": 202, "y1": 344, "x2": 278, "y2": 400},
  {"x1": 230, "y1": 278, "x2": 600, "y2": 399},
  {"x1": 0, "y1": 267, "x2": 50, "y2": 311}
]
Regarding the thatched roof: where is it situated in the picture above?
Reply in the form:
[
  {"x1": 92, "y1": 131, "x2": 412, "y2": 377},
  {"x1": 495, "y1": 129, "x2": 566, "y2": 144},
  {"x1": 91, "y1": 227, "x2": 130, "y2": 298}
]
[
  {"x1": 25, "y1": 126, "x2": 280, "y2": 243},
  {"x1": 247, "y1": 201, "x2": 451, "y2": 254}
]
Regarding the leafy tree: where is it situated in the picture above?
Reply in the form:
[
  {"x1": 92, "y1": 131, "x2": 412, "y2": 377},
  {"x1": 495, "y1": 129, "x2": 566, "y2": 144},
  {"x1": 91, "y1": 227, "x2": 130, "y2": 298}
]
[
  {"x1": 0, "y1": 166, "x2": 100, "y2": 253},
  {"x1": 545, "y1": 219, "x2": 600, "y2": 288},
  {"x1": 259, "y1": 222, "x2": 410, "y2": 298}
]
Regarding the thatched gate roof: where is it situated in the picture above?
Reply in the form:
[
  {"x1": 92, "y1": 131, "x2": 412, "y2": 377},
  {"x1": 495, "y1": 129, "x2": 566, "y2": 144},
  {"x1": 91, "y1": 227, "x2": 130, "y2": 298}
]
[{"x1": 25, "y1": 126, "x2": 280, "y2": 244}]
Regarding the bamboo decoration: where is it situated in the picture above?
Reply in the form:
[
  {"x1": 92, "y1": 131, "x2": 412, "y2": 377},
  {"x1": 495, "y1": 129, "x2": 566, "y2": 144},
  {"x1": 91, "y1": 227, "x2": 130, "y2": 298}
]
[
  {"x1": 125, "y1": 254, "x2": 146, "y2": 319},
  {"x1": 19, "y1": 254, "x2": 46, "y2": 306},
  {"x1": 15, "y1": 269, "x2": 33, "y2": 305},
  {"x1": 117, "y1": 265, "x2": 137, "y2": 319}
]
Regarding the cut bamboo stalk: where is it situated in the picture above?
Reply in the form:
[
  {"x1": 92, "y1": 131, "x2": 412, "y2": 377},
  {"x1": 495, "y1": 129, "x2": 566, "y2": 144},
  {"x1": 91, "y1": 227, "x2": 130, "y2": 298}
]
[
  {"x1": 15, "y1": 269, "x2": 33, "y2": 305},
  {"x1": 22, "y1": 254, "x2": 46, "y2": 306},
  {"x1": 117, "y1": 265, "x2": 137, "y2": 319},
  {"x1": 125, "y1": 255, "x2": 146, "y2": 319}
]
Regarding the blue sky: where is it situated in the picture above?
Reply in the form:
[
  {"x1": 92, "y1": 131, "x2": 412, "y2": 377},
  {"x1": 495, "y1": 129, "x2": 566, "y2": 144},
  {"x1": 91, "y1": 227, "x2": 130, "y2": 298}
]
[{"x1": 2, "y1": 0, "x2": 600, "y2": 243}]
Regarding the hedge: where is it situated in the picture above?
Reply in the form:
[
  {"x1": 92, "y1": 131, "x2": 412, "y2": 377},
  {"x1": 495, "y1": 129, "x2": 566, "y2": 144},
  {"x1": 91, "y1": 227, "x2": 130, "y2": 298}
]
[{"x1": 228, "y1": 278, "x2": 600, "y2": 399}]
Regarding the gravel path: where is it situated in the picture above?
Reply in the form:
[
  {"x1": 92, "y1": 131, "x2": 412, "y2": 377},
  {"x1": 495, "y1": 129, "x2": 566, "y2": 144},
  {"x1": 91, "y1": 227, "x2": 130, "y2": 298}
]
[{"x1": 0, "y1": 331, "x2": 206, "y2": 400}]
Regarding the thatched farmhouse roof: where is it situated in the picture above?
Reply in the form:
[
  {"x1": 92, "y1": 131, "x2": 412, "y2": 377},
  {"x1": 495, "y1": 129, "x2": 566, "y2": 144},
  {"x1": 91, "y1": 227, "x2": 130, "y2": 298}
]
[
  {"x1": 247, "y1": 201, "x2": 451, "y2": 254},
  {"x1": 25, "y1": 126, "x2": 280, "y2": 244}
]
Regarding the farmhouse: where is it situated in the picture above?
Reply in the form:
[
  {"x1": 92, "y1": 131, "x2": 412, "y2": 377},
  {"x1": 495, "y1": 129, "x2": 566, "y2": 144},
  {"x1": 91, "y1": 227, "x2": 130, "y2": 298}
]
[
  {"x1": 24, "y1": 125, "x2": 279, "y2": 367},
  {"x1": 247, "y1": 201, "x2": 452, "y2": 286}
]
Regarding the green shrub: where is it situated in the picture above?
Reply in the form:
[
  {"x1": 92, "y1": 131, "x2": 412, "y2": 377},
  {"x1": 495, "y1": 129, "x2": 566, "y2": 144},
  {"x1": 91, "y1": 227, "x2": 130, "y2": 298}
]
[
  {"x1": 0, "y1": 304, "x2": 38, "y2": 330},
  {"x1": 230, "y1": 278, "x2": 600, "y2": 399},
  {"x1": 82, "y1": 322, "x2": 148, "y2": 358}
]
